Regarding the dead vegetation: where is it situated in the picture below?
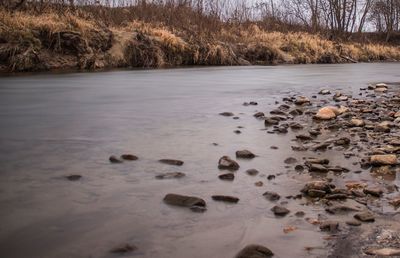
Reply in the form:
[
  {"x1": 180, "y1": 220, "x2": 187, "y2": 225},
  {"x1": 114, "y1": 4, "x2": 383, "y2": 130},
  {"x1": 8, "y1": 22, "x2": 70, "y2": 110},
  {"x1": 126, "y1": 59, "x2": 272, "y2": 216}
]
[{"x1": 0, "y1": 5, "x2": 399, "y2": 73}]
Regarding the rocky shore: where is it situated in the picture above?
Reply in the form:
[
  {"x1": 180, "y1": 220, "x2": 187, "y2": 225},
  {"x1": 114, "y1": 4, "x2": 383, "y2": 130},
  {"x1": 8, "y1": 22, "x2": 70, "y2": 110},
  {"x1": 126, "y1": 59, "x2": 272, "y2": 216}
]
[{"x1": 75, "y1": 81, "x2": 399, "y2": 257}]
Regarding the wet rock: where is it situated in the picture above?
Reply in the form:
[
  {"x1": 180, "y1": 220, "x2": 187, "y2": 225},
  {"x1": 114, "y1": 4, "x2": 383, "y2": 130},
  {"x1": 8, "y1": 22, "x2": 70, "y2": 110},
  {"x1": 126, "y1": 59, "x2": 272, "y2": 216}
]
[
  {"x1": 163, "y1": 194, "x2": 206, "y2": 208},
  {"x1": 319, "y1": 89, "x2": 331, "y2": 95},
  {"x1": 284, "y1": 157, "x2": 297, "y2": 164},
  {"x1": 325, "y1": 194, "x2": 347, "y2": 200},
  {"x1": 296, "y1": 134, "x2": 313, "y2": 141},
  {"x1": 271, "y1": 205, "x2": 290, "y2": 216},
  {"x1": 302, "y1": 181, "x2": 332, "y2": 197},
  {"x1": 264, "y1": 117, "x2": 280, "y2": 126},
  {"x1": 218, "y1": 156, "x2": 240, "y2": 171},
  {"x1": 295, "y1": 96, "x2": 311, "y2": 105},
  {"x1": 246, "y1": 169, "x2": 259, "y2": 176},
  {"x1": 319, "y1": 221, "x2": 339, "y2": 232},
  {"x1": 155, "y1": 172, "x2": 185, "y2": 179},
  {"x1": 263, "y1": 191, "x2": 281, "y2": 201},
  {"x1": 65, "y1": 175, "x2": 82, "y2": 181},
  {"x1": 363, "y1": 187, "x2": 383, "y2": 197},
  {"x1": 110, "y1": 243, "x2": 137, "y2": 254},
  {"x1": 370, "y1": 154, "x2": 397, "y2": 166},
  {"x1": 219, "y1": 173, "x2": 235, "y2": 181},
  {"x1": 334, "y1": 137, "x2": 350, "y2": 146},
  {"x1": 295, "y1": 165, "x2": 305, "y2": 171},
  {"x1": 234, "y1": 130, "x2": 242, "y2": 134},
  {"x1": 159, "y1": 159, "x2": 184, "y2": 166},
  {"x1": 267, "y1": 175, "x2": 276, "y2": 180},
  {"x1": 270, "y1": 146, "x2": 279, "y2": 150},
  {"x1": 289, "y1": 109, "x2": 303, "y2": 116},
  {"x1": 254, "y1": 112, "x2": 265, "y2": 118},
  {"x1": 235, "y1": 244, "x2": 274, "y2": 258},
  {"x1": 354, "y1": 211, "x2": 375, "y2": 222},
  {"x1": 389, "y1": 197, "x2": 400, "y2": 208},
  {"x1": 121, "y1": 154, "x2": 138, "y2": 161},
  {"x1": 289, "y1": 122, "x2": 304, "y2": 130},
  {"x1": 345, "y1": 220, "x2": 361, "y2": 226},
  {"x1": 249, "y1": 101, "x2": 258, "y2": 105},
  {"x1": 314, "y1": 107, "x2": 337, "y2": 120},
  {"x1": 308, "y1": 163, "x2": 329, "y2": 173},
  {"x1": 311, "y1": 142, "x2": 330, "y2": 151},
  {"x1": 255, "y1": 181, "x2": 264, "y2": 187},
  {"x1": 219, "y1": 112, "x2": 234, "y2": 116},
  {"x1": 326, "y1": 204, "x2": 361, "y2": 214},
  {"x1": 365, "y1": 248, "x2": 400, "y2": 256},
  {"x1": 109, "y1": 155, "x2": 123, "y2": 163},
  {"x1": 212, "y1": 195, "x2": 239, "y2": 203},
  {"x1": 190, "y1": 206, "x2": 207, "y2": 213},
  {"x1": 376, "y1": 121, "x2": 392, "y2": 132},
  {"x1": 236, "y1": 150, "x2": 256, "y2": 159},
  {"x1": 375, "y1": 87, "x2": 388, "y2": 93},
  {"x1": 270, "y1": 109, "x2": 287, "y2": 116},
  {"x1": 305, "y1": 158, "x2": 330, "y2": 165},
  {"x1": 350, "y1": 118, "x2": 365, "y2": 127}
]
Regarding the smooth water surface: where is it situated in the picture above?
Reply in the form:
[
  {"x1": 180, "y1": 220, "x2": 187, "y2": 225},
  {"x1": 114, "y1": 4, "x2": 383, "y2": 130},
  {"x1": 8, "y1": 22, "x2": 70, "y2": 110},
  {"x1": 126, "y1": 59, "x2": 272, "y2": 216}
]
[{"x1": 0, "y1": 63, "x2": 399, "y2": 258}]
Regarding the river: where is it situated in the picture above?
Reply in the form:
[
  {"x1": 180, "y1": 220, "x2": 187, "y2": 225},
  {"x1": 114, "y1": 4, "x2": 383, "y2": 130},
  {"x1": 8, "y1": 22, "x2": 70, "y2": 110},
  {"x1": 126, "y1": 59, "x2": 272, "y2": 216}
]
[{"x1": 0, "y1": 63, "x2": 400, "y2": 258}]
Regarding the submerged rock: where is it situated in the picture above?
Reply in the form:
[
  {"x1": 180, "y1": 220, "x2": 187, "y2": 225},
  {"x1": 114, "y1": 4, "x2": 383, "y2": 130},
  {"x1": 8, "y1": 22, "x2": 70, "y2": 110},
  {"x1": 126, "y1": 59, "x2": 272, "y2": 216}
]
[
  {"x1": 163, "y1": 194, "x2": 206, "y2": 208},
  {"x1": 246, "y1": 169, "x2": 259, "y2": 176},
  {"x1": 235, "y1": 244, "x2": 274, "y2": 258},
  {"x1": 155, "y1": 172, "x2": 185, "y2": 179},
  {"x1": 121, "y1": 154, "x2": 138, "y2": 161},
  {"x1": 263, "y1": 191, "x2": 281, "y2": 201},
  {"x1": 218, "y1": 156, "x2": 240, "y2": 171},
  {"x1": 219, "y1": 173, "x2": 235, "y2": 181},
  {"x1": 159, "y1": 159, "x2": 184, "y2": 166},
  {"x1": 219, "y1": 112, "x2": 234, "y2": 117},
  {"x1": 212, "y1": 195, "x2": 239, "y2": 203},
  {"x1": 236, "y1": 150, "x2": 256, "y2": 159},
  {"x1": 271, "y1": 205, "x2": 290, "y2": 216},
  {"x1": 109, "y1": 155, "x2": 123, "y2": 163},
  {"x1": 110, "y1": 243, "x2": 137, "y2": 254},
  {"x1": 65, "y1": 175, "x2": 82, "y2": 181}
]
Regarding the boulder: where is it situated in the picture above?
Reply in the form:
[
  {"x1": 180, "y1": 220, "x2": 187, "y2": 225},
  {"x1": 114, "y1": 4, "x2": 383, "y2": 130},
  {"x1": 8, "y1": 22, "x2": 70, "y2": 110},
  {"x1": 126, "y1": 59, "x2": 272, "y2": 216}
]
[
  {"x1": 314, "y1": 107, "x2": 337, "y2": 120},
  {"x1": 236, "y1": 150, "x2": 256, "y2": 159},
  {"x1": 370, "y1": 154, "x2": 397, "y2": 166},
  {"x1": 218, "y1": 156, "x2": 240, "y2": 171}
]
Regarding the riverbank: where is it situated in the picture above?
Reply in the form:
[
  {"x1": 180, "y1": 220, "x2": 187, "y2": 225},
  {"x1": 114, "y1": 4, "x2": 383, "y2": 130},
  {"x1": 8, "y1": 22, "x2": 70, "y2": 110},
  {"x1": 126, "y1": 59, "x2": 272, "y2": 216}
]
[{"x1": 1, "y1": 7, "x2": 400, "y2": 73}]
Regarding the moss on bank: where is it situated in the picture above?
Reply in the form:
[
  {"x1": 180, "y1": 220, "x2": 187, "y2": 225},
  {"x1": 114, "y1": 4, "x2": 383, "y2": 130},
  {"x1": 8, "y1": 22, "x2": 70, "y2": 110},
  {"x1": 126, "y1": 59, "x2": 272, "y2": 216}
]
[{"x1": 1, "y1": 8, "x2": 400, "y2": 73}]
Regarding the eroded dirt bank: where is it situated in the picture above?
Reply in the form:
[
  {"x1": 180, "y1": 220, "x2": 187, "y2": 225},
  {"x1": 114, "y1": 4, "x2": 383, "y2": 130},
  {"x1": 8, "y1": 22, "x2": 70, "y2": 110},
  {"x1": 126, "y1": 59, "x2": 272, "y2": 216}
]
[{"x1": 1, "y1": 8, "x2": 400, "y2": 73}]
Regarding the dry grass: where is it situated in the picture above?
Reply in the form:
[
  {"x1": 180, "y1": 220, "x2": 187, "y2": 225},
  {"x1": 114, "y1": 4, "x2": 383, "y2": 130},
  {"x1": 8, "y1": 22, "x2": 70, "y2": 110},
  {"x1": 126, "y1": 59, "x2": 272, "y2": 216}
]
[{"x1": 0, "y1": 7, "x2": 399, "y2": 72}]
